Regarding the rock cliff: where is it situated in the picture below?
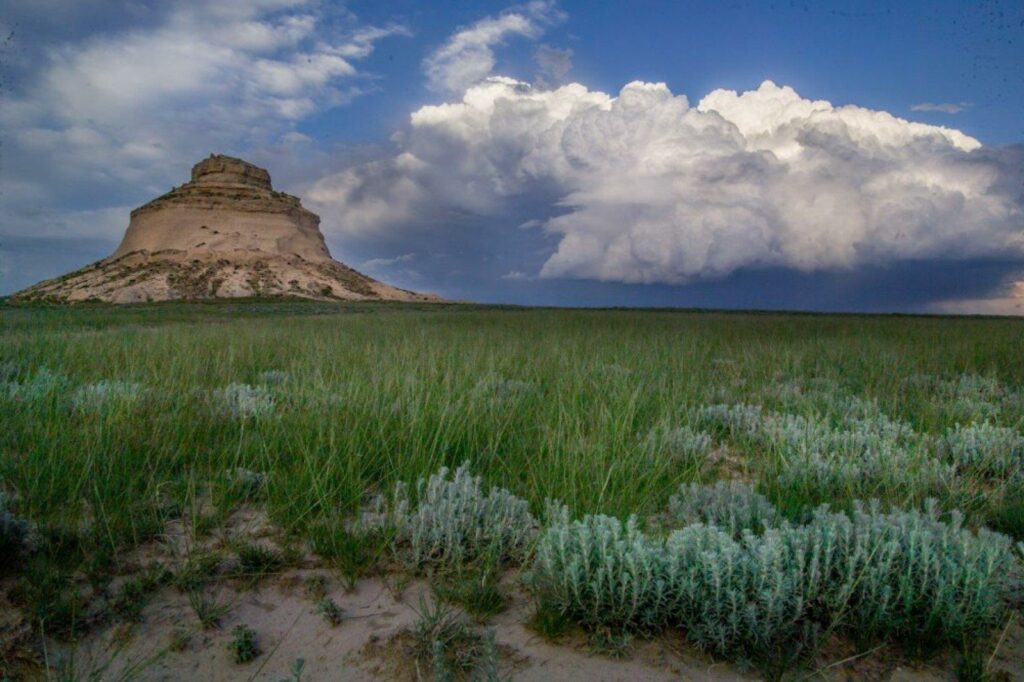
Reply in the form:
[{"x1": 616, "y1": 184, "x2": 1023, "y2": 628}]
[{"x1": 12, "y1": 155, "x2": 438, "y2": 304}]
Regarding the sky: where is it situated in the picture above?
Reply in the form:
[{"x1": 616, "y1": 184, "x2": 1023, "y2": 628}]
[{"x1": 2, "y1": 0, "x2": 1023, "y2": 313}]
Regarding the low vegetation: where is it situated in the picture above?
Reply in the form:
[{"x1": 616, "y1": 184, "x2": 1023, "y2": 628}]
[{"x1": 1, "y1": 300, "x2": 1022, "y2": 678}]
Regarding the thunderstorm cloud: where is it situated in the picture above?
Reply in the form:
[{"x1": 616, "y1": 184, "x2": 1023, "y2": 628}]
[{"x1": 308, "y1": 78, "x2": 1024, "y2": 285}]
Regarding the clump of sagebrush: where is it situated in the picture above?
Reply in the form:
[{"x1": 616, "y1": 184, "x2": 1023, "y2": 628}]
[
  {"x1": 529, "y1": 498, "x2": 1017, "y2": 677},
  {"x1": 816, "y1": 500, "x2": 1015, "y2": 647},
  {"x1": 257, "y1": 369, "x2": 289, "y2": 385},
  {"x1": 940, "y1": 374, "x2": 1003, "y2": 423},
  {"x1": 0, "y1": 488, "x2": 37, "y2": 571},
  {"x1": 211, "y1": 382, "x2": 275, "y2": 419},
  {"x1": 652, "y1": 425, "x2": 714, "y2": 468},
  {"x1": 390, "y1": 464, "x2": 536, "y2": 572},
  {"x1": 663, "y1": 522, "x2": 824, "y2": 675},
  {"x1": 773, "y1": 440, "x2": 952, "y2": 509},
  {"x1": 529, "y1": 510, "x2": 666, "y2": 632},
  {"x1": 939, "y1": 422, "x2": 1024, "y2": 478},
  {"x1": 472, "y1": 375, "x2": 536, "y2": 404},
  {"x1": 702, "y1": 402, "x2": 951, "y2": 505},
  {"x1": 71, "y1": 379, "x2": 147, "y2": 414},
  {"x1": 1, "y1": 366, "x2": 69, "y2": 403},
  {"x1": 667, "y1": 480, "x2": 777, "y2": 536},
  {"x1": 697, "y1": 403, "x2": 763, "y2": 441}
]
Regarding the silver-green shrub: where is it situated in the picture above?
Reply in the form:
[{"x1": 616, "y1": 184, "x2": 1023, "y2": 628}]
[
  {"x1": 763, "y1": 411, "x2": 914, "y2": 457},
  {"x1": 764, "y1": 411, "x2": 948, "y2": 502},
  {"x1": 71, "y1": 380, "x2": 147, "y2": 413},
  {"x1": 667, "y1": 481, "x2": 777, "y2": 536},
  {"x1": 664, "y1": 522, "x2": 825, "y2": 667},
  {"x1": 390, "y1": 464, "x2": 536, "y2": 572},
  {"x1": 811, "y1": 500, "x2": 1015, "y2": 644},
  {"x1": 257, "y1": 370, "x2": 289, "y2": 385},
  {"x1": 940, "y1": 422, "x2": 1024, "y2": 478},
  {"x1": 649, "y1": 425, "x2": 714, "y2": 467},
  {"x1": 529, "y1": 511, "x2": 668, "y2": 632},
  {"x1": 701, "y1": 402, "x2": 949, "y2": 501},
  {"x1": 211, "y1": 383, "x2": 276, "y2": 419},
  {"x1": 529, "y1": 500, "x2": 1016, "y2": 668},
  {"x1": 775, "y1": 443, "x2": 952, "y2": 504},
  {"x1": 1, "y1": 367, "x2": 70, "y2": 403},
  {"x1": 940, "y1": 374, "x2": 1003, "y2": 423},
  {"x1": 697, "y1": 403, "x2": 763, "y2": 440}
]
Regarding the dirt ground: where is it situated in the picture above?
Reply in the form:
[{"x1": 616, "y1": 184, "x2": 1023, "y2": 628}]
[
  {"x1": 7, "y1": 506, "x2": 1021, "y2": 681},
  {"x1": 43, "y1": 570, "x2": 1022, "y2": 681}
]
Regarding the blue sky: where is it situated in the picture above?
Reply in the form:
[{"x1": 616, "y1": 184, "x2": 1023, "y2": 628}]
[{"x1": 2, "y1": 0, "x2": 1023, "y2": 313}]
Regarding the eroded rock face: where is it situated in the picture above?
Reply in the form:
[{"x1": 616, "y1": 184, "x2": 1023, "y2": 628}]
[{"x1": 12, "y1": 155, "x2": 439, "y2": 304}]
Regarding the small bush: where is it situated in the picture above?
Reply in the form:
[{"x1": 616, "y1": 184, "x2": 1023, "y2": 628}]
[
  {"x1": 529, "y1": 512, "x2": 666, "y2": 632},
  {"x1": 257, "y1": 369, "x2": 289, "y2": 385},
  {"x1": 390, "y1": 464, "x2": 536, "y2": 572},
  {"x1": 813, "y1": 501, "x2": 1015, "y2": 648},
  {"x1": 472, "y1": 375, "x2": 535, "y2": 404},
  {"x1": 315, "y1": 597, "x2": 343, "y2": 626},
  {"x1": 303, "y1": 574, "x2": 329, "y2": 599},
  {"x1": 664, "y1": 523, "x2": 823, "y2": 673},
  {"x1": 940, "y1": 374, "x2": 1003, "y2": 422},
  {"x1": 654, "y1": 425, "x2": 714, "y2": 467},
  {"x1": 940, "y1": 422, "x2": 1024, "y2": 478},
  {"x1": 697, "y1": 403, "x2": 763, "y2": 440},
  {"x1": 211, "y1": 383, "x2": 275, "y2": 419},
  {"x1": 667, "y1": 480, "x2": 777, "y2": 536},
  {"x1": 228, "y1": 624, "x2": 261, "y2": 664},
  {"x1": 71, "y1": 380, "x2": 146, "y2": 414},
  {"x1": 1, "y1": 367, "x2": 69, "y2": 403},
  {"x1": 307, "y1": 521, "x2": 382, "y2": 586},
  {"x1": 529, "y1": 601, "x2": 571, "y2": 641}
]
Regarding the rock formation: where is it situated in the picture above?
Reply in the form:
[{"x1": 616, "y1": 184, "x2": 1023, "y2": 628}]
[{"x1": 12, "y1": 155, "x2": 438, "y2": 304}]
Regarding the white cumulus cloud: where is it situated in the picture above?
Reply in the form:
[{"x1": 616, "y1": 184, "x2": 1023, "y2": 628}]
[
  {"x1": 0, "y1": 0, "x2": 408, "y2": 213},
  {"x1": 423, "y1": 1, "x2": 564, "y2": 93},
  {"x1": 309, "y1": 78, "x2": 1024, "y2": 285}
]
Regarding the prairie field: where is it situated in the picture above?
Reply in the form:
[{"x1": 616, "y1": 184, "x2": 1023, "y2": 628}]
[{"x1": 1, "y1": 301, "x2": 1023, "y2": 680}]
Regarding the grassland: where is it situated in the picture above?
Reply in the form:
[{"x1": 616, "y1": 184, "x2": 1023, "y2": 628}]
[{"x1": 1, "y1": 300, "x2": 1022, "y2": 679}]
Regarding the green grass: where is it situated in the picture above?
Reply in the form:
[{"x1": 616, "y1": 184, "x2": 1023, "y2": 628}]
[{"x1": 1, "y1": 300, "x2": 1022, "y2": 671}]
